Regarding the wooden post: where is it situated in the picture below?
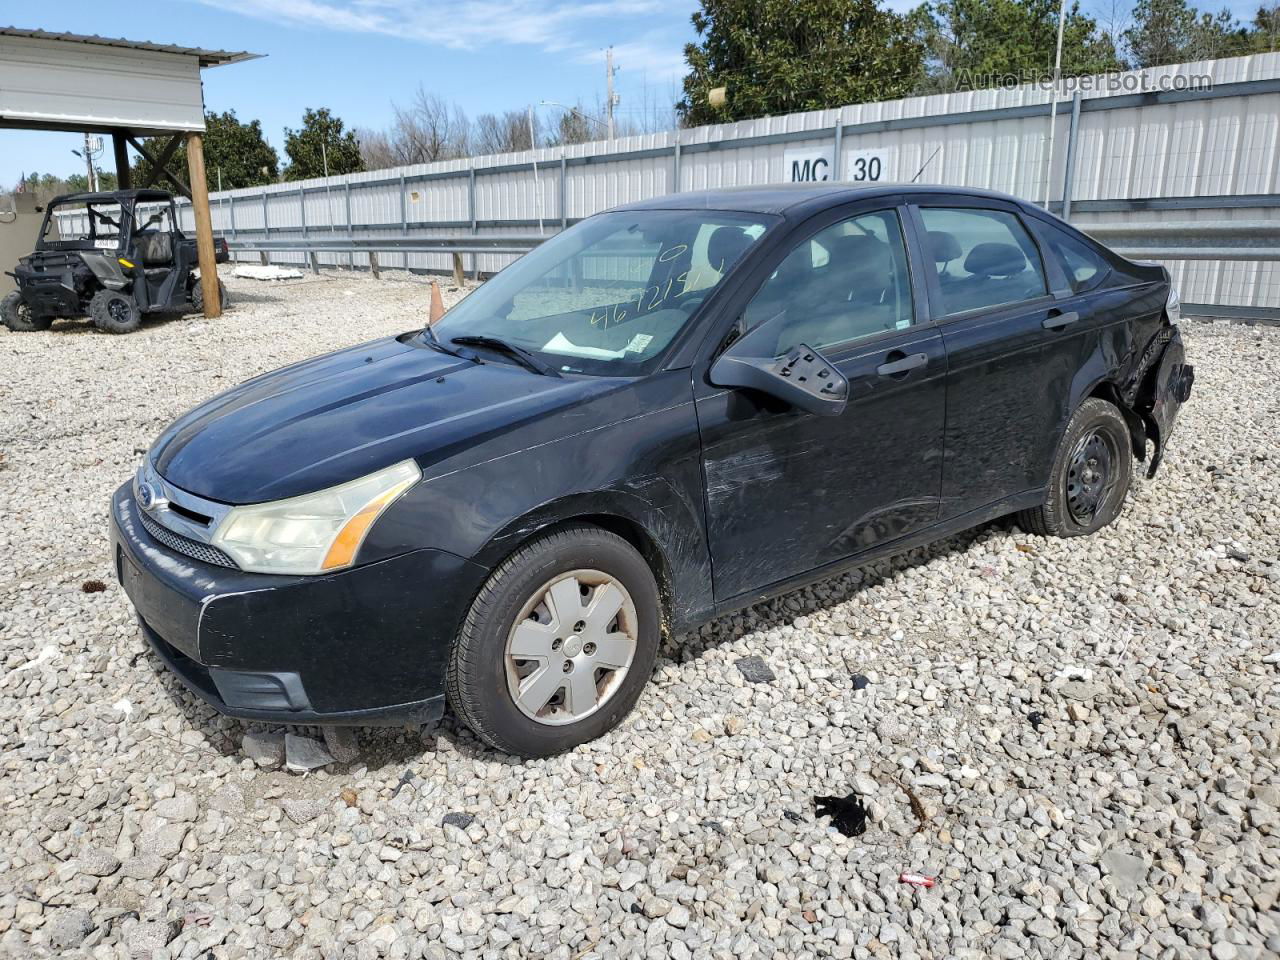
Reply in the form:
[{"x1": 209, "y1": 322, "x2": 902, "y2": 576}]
[
  {"x1": 451, "y1": 252, "x2": 465, "y2": 287},
  {"x1": 113, "y1": 132, "x2": 132, "y2": 190},
  {"x1": 369, "y1": 251, "x2": 380, "y2": 280},
  {"x1": 185, "y1": 133, "x2": 221, "y2": 318}
]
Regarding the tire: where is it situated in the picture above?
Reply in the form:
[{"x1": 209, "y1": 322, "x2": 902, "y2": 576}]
[
  {"x1": 190, "y1": 280, "x2": 229, "y2": 313},
  {"x1": 89, "y1": 289, "x2": 141, "y2": 334},
  {"x1": 1017, "y1": 397, "x2": 1133, "y2": 538},
  {"x1": 1, "y1": 291, "x2": 53, "y2": 332},
  {"x1": 447, "y1": 525, "x2": 661, "y2": 757}
]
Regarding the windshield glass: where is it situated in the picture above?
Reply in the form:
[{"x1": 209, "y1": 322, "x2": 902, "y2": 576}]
[
  {"x1": 430, "y1": 209, "x2": 776, "y2": 375},
  {"x1": 40, "y1": 199, "x2": 127, "y2": 251}
]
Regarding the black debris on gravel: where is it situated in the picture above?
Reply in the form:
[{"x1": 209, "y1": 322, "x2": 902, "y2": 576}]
[
  {"x1": 851, "y1": 673, "x2": 870, "y2": 691},
  {"x1": 1028, "y1": 711, "x2": 1044, "y2": 731},
  {"x1": 441, "y1": 812, "x2": 474, "y2": 830},
  {"x1": 814, "y1": 794, "x2": 868, "y2": 837},
  {"x1": 735, "y1": 656, "x2": 776, "y2": 684}
]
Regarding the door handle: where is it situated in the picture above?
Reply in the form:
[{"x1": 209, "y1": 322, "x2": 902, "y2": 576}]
[
  {"x1": 1042, "y1": 310, "x2": 1080, "y2": 331},
  {"x1": 876, "y1": 352, "x2": 928, "y2": 377}
]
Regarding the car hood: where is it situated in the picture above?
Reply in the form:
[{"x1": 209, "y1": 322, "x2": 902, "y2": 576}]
[{"x1": 152, "y1": 335, "x2": 620, "y2": 504}]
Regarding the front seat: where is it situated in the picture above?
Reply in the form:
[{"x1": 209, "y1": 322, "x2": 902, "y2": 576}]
[
  {"x1": 133, "y1": 230, "x2": 174, "y2": 272},
  {"x1": 781, "y1": 234, "x2": 893, "y2": 353}
]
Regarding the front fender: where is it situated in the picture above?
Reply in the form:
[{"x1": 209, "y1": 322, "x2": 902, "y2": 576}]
[{"x1": 81, "y1": 252, "x2": 128, "y2": 291}]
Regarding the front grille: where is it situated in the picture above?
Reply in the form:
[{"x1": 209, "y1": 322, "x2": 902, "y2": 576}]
[{"x1": 138, "y1": 510, "x2": 239, "y2": 569}]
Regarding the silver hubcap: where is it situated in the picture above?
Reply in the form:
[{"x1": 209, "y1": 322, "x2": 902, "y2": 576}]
[{"x1": 504, "y1": 569, "x2": 638, "y2": 726}]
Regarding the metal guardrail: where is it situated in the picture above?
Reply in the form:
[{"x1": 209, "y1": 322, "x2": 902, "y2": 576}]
[
  {"x1": 227, "y1": 221, "x2": 1280, "y2": 267},
  {"x1": 1082, "y1": 220, "x2": 1280, "y2": 261},
  {"x1": 227, "y1": 235, "x2": 545, "y2": 256}
]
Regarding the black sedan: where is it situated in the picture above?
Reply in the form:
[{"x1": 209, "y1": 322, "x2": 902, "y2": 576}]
[{"x1": 110, "y1": 185, "x2": 1193, "y2": 757}]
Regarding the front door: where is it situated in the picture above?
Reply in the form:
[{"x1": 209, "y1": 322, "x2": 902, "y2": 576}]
[{"x1": 695, "y1": 204, "x2": 946, "y2": 602}]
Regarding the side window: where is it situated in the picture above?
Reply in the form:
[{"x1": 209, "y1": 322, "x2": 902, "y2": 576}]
[
  {"x1": 740, "y1": 209, "x2": 914, "y2": 357},
  {"x1": 1039, "y1": 224, "x2": 1110, "y2": 293},
  {"x1": 919, "y1": 208, "x2": 1048, "y2": 316}
]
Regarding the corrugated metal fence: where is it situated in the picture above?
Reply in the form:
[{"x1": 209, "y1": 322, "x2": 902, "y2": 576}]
[{"x1": 75, "y1": 52, "x2": 1280, "y2": 316}]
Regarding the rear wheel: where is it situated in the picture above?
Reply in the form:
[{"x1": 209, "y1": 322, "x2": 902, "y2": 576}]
[
  {"x1": 446, "y1": 525, "x2": 661, "y2": 757},
  {"x1": 90, "y1": 289, "x2": 141, "y2": 334},
  {"x1": 1, "y1": 291, "x2": 53, "y2": 332},
  {"x1": 190, "y1": 279, "x2": 229, "y2": 313},
  {"x1": 1017, "y1": 397, "x2": 1132, "y2": 537}
]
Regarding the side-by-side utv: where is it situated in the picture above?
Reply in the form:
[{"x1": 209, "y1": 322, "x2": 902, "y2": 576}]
[{"x1": 2, "y1": 189, "x2": 230, "y2": 334}]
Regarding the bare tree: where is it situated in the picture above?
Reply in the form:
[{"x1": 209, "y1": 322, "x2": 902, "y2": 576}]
[
  {"x1": 472, "y1": 110, "x2": 543, "y2": 154},
  {"x1": 390, "y1": 87, "x2": 471, "y2": 164},
  {"x1": 355, "y1": 127, "x2": 397, "y2": 170}
]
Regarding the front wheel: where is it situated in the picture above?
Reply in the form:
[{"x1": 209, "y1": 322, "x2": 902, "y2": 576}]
[
  {"x1": 446, "y1": 525, "x2": 661, "y2": 757},
  {"x1": 89, "y1": 289, "x2": 141, "y2": 334},
  {"x1": 1017, "y1": 397, "x2": 1133, "y2": 537},
  {"x1": 1, "y1": 291, "x2": 53, "y2": 332}
]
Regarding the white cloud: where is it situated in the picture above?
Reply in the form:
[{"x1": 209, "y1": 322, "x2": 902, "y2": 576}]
[{"x1": 195, "y1": 0, "x2": 678, "y2": 55}]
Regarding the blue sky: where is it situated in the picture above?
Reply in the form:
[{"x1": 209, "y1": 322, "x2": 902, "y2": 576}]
[{"x1": 0, "y1": 0, "x2": 1267, "y2": 188}]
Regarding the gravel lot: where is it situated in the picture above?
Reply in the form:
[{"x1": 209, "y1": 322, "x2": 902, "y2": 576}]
[{"x1": 1, "y1": 271, "x2": 1277, "y2": 960}]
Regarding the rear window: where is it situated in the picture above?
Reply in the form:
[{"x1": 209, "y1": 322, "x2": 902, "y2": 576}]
[{"x1": 918, "y1": 208, "x2": 1049, "y2": 316}]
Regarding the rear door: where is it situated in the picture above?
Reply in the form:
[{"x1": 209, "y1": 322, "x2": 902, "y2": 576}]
[
  {"x1": 909, "y1": 199, "x2": 1094, "y2": 520},
  {"x1": 694, "y1": 201, "x2": 947, "y2": 601}
]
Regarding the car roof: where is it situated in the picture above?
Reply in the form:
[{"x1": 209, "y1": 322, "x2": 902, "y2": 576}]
[
  {"x1": 614, "y1": 183, "x2": 1034, "y2": 219},
  {"x1": 50, "y1": 189, "x2": 174, "y2": 205}
]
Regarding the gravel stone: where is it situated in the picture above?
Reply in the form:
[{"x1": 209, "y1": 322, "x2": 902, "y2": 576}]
[
  {"x1": 46, "y1": 909, "x2": 94, "y2": 950},
  {"x1": 285, "y1": 733, "x2": 334, "y2": 771},
  {"x1": 735, "y1": 655, "x2": 776, "y2": 683},
  {"x1": 242, "y1": 730, "x2": 285, "y2": 768},
  {"x1": 0, "y1": 280, "x2": 1275, "y2": 959},
  {"x1": 77, "y1": 846, "x2": 121, "y2": 877}
]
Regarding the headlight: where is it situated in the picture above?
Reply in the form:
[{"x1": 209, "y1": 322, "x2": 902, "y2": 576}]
[
  {"x1": 1166, "y1": 285, "x2": 1181, "y2": 324},
  {"x1": 211, "y1": 460, "x2": 420, "y2": 575}
]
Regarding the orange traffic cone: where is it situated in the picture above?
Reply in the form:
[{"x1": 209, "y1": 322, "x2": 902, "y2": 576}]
[{"x1": 428, "y1": 280, "x2": 445, "y2": 325}]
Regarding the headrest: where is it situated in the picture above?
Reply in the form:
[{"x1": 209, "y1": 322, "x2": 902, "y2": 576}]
[
  {"x1": 927, "y1": 231, "x2": 962, "y2": 263},
  {"x1": 707, "y1": 226, "x2": 755, "y2": 272},
  {"x1": 826, "y1": 234, "x2": 890, "y2": 279},
  {"x1": 964, "y1": 242, "x2": 1027, "y2": 278}
]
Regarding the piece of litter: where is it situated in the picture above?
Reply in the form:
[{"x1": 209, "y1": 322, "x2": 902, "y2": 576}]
[
  {"x1": 4, "y1": 645, "x2": 57, "y2": 678},
  {"x1": 814, "y1": 793, "x2": 868, "y2": 837},
  {"x1": 112, "y1": 699, "x2": 133, "y2": 719},
  {"x1": 232, "y1": 264, "x2": 303, "y2": 281},
  {"x1": 900, "y1": 872, "x2": 937, "y2": 888}
]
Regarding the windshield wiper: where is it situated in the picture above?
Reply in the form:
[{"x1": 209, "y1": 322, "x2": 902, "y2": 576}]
[
  {"x1": 450, "y1": 335, "x2": 561, "y2": 378},
  {"x1": 420, "y1": 324, "x2": 474, "y2": 361}
]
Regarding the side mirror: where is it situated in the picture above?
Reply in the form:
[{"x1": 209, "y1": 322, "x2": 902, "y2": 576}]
[{"x1": 710, "y1": 336, "x2": 848, "y2": 416}]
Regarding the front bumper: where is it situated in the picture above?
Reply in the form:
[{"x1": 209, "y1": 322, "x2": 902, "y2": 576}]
[
  {"x1": 110, "y1": 483, "x2": 488, "y2": 725},
  {"x1": 17, "y1": 272, "x2": 81, "y2": 316}
]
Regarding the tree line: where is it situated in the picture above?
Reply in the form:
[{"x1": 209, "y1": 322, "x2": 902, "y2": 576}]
[{"x1": 12, "y1": 0, "x2": 1278, "y2": 197}]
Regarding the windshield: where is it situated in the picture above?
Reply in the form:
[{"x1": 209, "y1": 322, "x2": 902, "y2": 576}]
[
  {"x1": 40, "y1": 199, "x2": 127, "y2": 251},
  {"x1": 429, "y1": 209, "x2": 777, "y2": 375}
]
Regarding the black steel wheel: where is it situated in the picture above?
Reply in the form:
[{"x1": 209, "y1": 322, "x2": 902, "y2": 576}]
[
  {"x1": 89, "y1": 289, "x2": 142, "y2": 334},
  {"x1": 1, "y1": 290, "x2": 53, "y2": 332},
  {"x1": 1017, "y1": 397, "x2": 1133, "y2": 538}
]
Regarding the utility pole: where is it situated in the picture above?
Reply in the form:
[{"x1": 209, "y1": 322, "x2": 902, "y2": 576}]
[
  {"x1": 605, "y1": 46, "x2": 619, "y2": 140},
  {"x1": 82, "y1": 132, "x2": 96, "y2": 191},
  {"x1": 528, "y1": 105, "x2": 544, "y2": 235},
  {"x1": 1043, "y1": 0, "x2": 1067, "y2": 207}
]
